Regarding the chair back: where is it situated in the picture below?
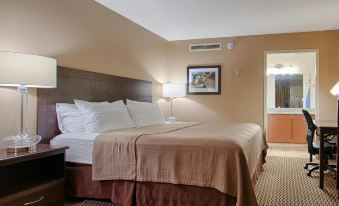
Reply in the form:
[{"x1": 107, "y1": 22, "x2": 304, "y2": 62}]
[{"x1": 302, "y1": 110, "x2": 316, "y2": 154}]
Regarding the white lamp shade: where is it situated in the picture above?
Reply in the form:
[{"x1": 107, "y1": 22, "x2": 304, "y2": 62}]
[
  {"x1": 330, "y1": 81, "x2": 339, "y2": 97},
  {"x1": 163, "y1": 83, "x2": 186, "y2": 98},
  {"x1": 0, "y1": 52, "x2": 57, "y2": 88}
]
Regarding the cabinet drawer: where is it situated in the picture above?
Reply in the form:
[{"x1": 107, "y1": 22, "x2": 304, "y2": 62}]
[{"x1": 0, "y1": 179, "x2": 64, "y2": 206}]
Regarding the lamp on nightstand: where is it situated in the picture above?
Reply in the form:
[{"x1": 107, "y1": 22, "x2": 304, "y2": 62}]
[
  {"x1": 0, "y1": 52, "x2": 57, "y2": 152},
  {"x1": 330, "y1": 81, "x2": 339, "y2": 129},
  {"x1": 163, "y1": 83, "x2": 185, "y2": 122}
]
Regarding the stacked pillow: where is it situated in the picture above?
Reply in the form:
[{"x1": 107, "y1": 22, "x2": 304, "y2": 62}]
[
  {"x1": 126, "y1": 99, "x2": 165, "y2": 128},
  {"x1": 74, "y1": 99, "x2": 135, "y2": 133},
  {"x1": 56, "y1": 99, "x2": 165, "y2": 134},
  {"x1": 56, "y1": 103, "x2": 86, "y2": 133}
]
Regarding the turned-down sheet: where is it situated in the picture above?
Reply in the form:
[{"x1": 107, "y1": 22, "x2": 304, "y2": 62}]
[{"x1": 92, "y1": 122, "x2": 267, "y2": 206}]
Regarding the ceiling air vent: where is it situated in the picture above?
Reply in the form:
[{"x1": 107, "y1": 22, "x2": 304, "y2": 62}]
[{"x1": 190, "y1": 43, "x2": 222, "y2": 52}]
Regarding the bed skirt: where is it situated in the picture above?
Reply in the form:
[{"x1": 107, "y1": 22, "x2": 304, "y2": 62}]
[{"x1": 65, "y1": 151, "x2": 266, "y2": 206}]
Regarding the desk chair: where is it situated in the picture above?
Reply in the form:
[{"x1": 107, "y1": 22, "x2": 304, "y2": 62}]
[{"x1": 302, "y1": 110, "x2": 337, "y2": 177}]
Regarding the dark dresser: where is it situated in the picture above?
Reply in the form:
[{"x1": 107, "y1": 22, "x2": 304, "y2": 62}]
[{"x1": 0, "y1": 144, "x2": 67, "y2": 206}]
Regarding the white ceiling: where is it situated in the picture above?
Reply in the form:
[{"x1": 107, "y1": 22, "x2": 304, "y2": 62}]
[{"x1": 95, "y1": 0, "x2": 339, "y2": 41}]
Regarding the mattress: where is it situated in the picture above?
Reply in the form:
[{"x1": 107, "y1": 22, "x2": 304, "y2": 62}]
[{"x1": 50, "y1": 133, "x2": 100, "y2": 164}]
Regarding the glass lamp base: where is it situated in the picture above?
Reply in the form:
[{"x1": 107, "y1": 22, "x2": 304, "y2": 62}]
[
  {"x1": 2, "y1": 134, "x2": 41, "y2": 149},
  {"x1": 166, "y1": 116, "x2": 177, "y2": 123}
]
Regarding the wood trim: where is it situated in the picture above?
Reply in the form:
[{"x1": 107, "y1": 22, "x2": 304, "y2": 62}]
[{"x1": 37, "y1": 66, "x2": 152, "y2": 143}]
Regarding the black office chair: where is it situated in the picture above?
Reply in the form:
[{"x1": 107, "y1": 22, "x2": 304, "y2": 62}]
[{"x1": 302, "y1": 110, "x2": 337, "y2": 177}]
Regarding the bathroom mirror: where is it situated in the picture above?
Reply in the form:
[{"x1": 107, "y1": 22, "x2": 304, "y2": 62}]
[{"x1": 274, "y1": 74, "x2": 303, "y2": 108}]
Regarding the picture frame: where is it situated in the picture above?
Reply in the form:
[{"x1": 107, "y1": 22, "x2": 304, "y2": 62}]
[{"x1": 187, "y1": 65, "x2": 221, "y2": 95}]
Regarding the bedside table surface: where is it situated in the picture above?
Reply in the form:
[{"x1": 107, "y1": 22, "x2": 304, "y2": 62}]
[{"x1": 0, "y1": 144, "x2": 68, "y2": 165}]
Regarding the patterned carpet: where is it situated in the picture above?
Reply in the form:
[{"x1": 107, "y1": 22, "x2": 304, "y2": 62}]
[
  {"x1": 65, "y1": 199, "x2": 118, "y2": 206},
  {"x1": 255, "y1": 156, "x2": 337, "y2": 206},
  {"x1": 66, "y1": 156, "x2": 338, "y2": 206}
]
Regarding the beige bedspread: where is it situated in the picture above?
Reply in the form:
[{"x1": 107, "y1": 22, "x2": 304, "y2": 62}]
[{"x1": 92, "y1": 122, "x2": 267, "y2": 206}]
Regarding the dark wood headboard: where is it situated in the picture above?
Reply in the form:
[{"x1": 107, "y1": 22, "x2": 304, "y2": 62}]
[{"x1": 37, "y1": 66, "x2": 152, "y2": 143}]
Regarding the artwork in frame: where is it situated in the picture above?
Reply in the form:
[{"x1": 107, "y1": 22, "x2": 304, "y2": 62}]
[{"x1": 187, "y1": 65, "x2": 221, "y2": 95}]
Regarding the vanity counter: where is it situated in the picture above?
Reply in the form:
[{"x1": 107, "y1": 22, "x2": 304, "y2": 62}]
[{"x1": 267, "y1": 108, "x2": 315, "y2": 115}]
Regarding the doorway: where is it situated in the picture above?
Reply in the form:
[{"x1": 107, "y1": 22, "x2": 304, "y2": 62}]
[{"x1": 264, "y1": 50, "x2": 318, "y2": 144}]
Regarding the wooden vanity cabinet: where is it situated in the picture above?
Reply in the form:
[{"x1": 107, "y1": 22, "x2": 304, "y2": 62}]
[
  {"x1": 291, "y1": 115, "x2": 309, "y2": 143},
  {"x1": 267, "y1": 114, "x2": 313, "y2": 143},
  {"x1": 267, "y1": 114, "x2": 292, "y2": 143}
]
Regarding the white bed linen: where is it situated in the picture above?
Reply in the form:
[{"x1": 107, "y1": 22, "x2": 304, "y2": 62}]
[{"x1": 50, "y1": 133, "x2": 100, "y2": 164}]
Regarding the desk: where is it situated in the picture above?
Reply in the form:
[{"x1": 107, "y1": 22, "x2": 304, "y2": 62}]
[{"x1": 314, "y1": 120, "x2": 338, "y2": 194}]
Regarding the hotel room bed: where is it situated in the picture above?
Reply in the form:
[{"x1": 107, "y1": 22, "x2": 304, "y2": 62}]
[
  {"x1": 51, "y1": 122, "x2": 267, "y2": 206},
  {"x1": 38, "y1": 67, "x2": 267, "y2": 206}
]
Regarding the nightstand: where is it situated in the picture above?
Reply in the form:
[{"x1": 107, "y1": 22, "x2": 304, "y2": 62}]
[{"x1": 0, "y1": 144, "x2": 68, "y2": 206}]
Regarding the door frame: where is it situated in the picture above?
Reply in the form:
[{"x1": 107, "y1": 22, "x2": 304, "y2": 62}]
[{"x1": 263, "y1": 49, "x2": 319, "y2": 136}]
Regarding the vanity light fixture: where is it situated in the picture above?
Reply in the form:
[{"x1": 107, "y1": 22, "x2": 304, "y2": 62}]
[{"x1": 267, "y1": 64, "x2": 295, "y2": 75}]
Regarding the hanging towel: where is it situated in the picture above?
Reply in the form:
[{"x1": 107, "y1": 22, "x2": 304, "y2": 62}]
[{"x1": 305, "y1": 88, "x2": 311, "y2": 108}]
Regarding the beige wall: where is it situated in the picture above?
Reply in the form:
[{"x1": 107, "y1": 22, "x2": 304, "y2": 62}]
[
  {"x1": 167, "y1": 31, "x2": 339, "y2": 127},
  {"x1": 0, "y1": 0, "x2": 168, "y2": 138},
  {"x1": 1, "y1": 1, "x2": 339, "y2": 139}
]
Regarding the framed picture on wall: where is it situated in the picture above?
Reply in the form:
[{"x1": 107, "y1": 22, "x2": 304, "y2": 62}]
[{"x1": 187, "y1": 65, "x2": 221, "y2": 95}]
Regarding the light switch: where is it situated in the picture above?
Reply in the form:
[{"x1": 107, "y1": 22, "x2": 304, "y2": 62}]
[{"x1": 234, "y1": 69, "x2": 240, "y2": 77}]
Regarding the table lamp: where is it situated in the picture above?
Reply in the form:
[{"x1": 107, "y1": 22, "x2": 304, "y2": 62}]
[
  {"x1": 0, "y1": 52, "x2": 57, "y2": 152},
  {"x1": 330, "y1": 81, "x2": 339, "y2": 190},
  {"x1": 163, "y1": 83, "x2": 185, "y2": 122},
  {"x1": 330, "y1": 81, "x2": 339, "y2": 128}
]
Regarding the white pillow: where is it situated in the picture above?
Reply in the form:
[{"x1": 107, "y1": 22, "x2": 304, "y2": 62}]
[
  {"x1": 56, "y1": 103, "x2": 85, "y2": 133},
  {"x1": 126, "y1": 99, "x2": 165, "y2": 127},
  {"x1": 73, "y1": 99, "x2": 109, "y2": 107},
  {"x1": 74, "y1": 99, "x2": 135, "y2": 133}
]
